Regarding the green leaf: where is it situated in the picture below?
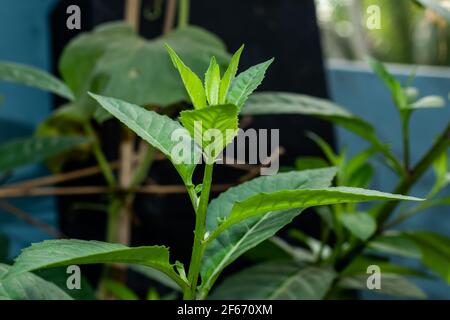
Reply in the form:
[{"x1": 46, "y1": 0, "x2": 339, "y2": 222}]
[
  {"x1": 295, "y1": 157, "x2": 329, "y2": 171},
  {"x1": 410, "y1": 95, "x2": 446, "y2": 109},
  {"x1": 7, "y1": 240, "x2": 188, "y2": 291},
  {"x1": 405, "y1": 231, "x2": 450, "y2": 284},
  {"x1": 165, "y1": 44, "x2": 207, "y2": 109},
  {"x1": 206, "y1": 187, "x2": 422, "y2": 243},
  {"x1": 368, "y1": 57, "x2": 408, "y2": 111},
  {"x1": 0, "y1": 264, "x2": 72, "y2": 300},
  {"x1": 339, "y1": 212, "x2": 377, "y2": 241},
  {"x1": 307, "y1": 132, "x2": 340, "y2": 165},
  {"x1": 219, "y1": 45, "x2": 244, "y2": 104},
  {"x1": 146, "y1": 287, "x2": 161, "y2": 300},
  {"x1": 0, "y1": 62, "x2": 74, "y2": 101},
  {"x1": 60, "y1": 23, "x2": 229, "y2": 121},
  {"x1": 131, "y1": 265, "x2": 182, "y2": 292},
  {"x1": 347, "y1": 163, "x2": 374, "y2": 188},
  {"x1": 341, "y1": 255, "x2": 428, "y2": 278},
  {"x1": 227, "y1": 58, "x2": 274, "y2": 108},
  {"x1": 344, "y1": 148, "x2": 377, "y2": 182},
  {"x1": 59, "y1": 22, "x2": 136, "y2": 98},
  {"x1": 204, "y1": 57, "x2": 221, "y2": 106},
  {"x1": 0, "y1": 136, "x2": 92, "y2": 173},
  {"x1": 241, "y1": 92, "x2": 403, "y2": 174},
  {"x1": 429, "y1": 150, "x2": 448, "y2": 197},
  {"x1": 199, "y1": 168, "x2": 337, "y2": 297},
  {"x1": 339, "y1": 274, "x2": 426, "y2": 299},
  {"x1": 35, "y1": 267, "x2": 96, "y2": 300},
  {"x1": 103, "y1": 280, "x2": 139, "y2": 300},
  {"x1": 179, "y1": 104, "x2": 239, "y2": 160},
  {"x1": 89, "y1": 93, "x2": 201, "y2": 185},
  {"x1": 368, "y1": 233, "x2": 421, "y2": 259},
  {"x1": 210, "y1": 261, "x2": 335, "y2": 300},
  {"x1": 244, "y1": 237, "x2": 297, "y2": 262},
  {"x1": 289, "y1": 230, "x2": 331, "y2": 260}
]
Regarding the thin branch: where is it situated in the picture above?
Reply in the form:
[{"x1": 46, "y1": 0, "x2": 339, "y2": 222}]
[
  {"x1": 238, "y1": 146, "x2": 285, "y2": 183},
  {"x1": 0, "y1": 184, "x2": 233, "y2": 198},
  {"x1": 7, "y1": 162, "x2": 120, "y2": 190},
  {"x1": 0, "y1": 201, "x2": 64, "y2": 238},
  {"x1": 125, "y1": 0, "x2": 142, "y2": 30},
  {"x1": 163, "y1": 0, "x2": 177, "y2": 34}
]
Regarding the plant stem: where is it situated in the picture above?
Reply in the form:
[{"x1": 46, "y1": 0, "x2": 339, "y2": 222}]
[
  {"x1": 178, "y1": 0, "x2": 190, "y2": 28},
  {"x1": 185, "y1": 163, "x2": 214, "y2": 300},
  {"x1": 401, "y1": 115, "x2": 411, "y2": 171},
  {"x1": 83, "y1": 123, "x2": 116, "y2": 188},
  {"x1": 334, "y1": 121, "x2": 450, "y2": 272},
  {"x1": 130, "y1": 145, "x2": 155, "y2": 187},
  {"x1": 125, "y1": 0, "x2": 142, "y2": 31},
  {"x1": 376, "y1": 121, "x2": 450, "y2": 225}
]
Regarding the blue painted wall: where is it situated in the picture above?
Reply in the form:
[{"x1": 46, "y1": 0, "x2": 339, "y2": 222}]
[
  {"x1": 327, "y1": 61, "x2": 450, "y2": 299},
  {"x1": 0, "y1": 0, "x2": 58, "y2": 258}
]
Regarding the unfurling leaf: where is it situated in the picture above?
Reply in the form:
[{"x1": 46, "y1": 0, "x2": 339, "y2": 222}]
[
  {"x1": 204, "y1": 57, "x2": 221, "y2": 105},
  {"x1": 165, "y1": 44, "x2": 207, "y2": 109},
  {"x1": 179, "y1": 104, "x2": 239, "y2": 160},
  {"x1": 227, "y1": 58, "x2": 274, "y2": 108},
  {"x1": 219, "y1": 45, "x2": 244, "y2": 104}
]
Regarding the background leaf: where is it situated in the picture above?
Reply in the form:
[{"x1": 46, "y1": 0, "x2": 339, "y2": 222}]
[
  {"x1": 226, "y1": 59, "x2": 274, "y2": 108},
  {"x1": 219, "y1": 45, "x2": 244, "y2": 104},
  {"x1": 339, "y1": 273, "x2": 426, "y2": 299},
  {"x1": 60, "y1": 23, "x2": 229, "y2": 121},
  {"x1": 210, "y1": 261, "x2": 335, "y2": 300},
  {"x1": 339, "y1": 212, "x2": 377, "y2": 241},
  {"x1": 241, "y1": 92, "x2": 402, "y2": 173},
  {"x1": 405, "y1": 231, "x2": 450, "y2": 284},
  {"x1": 0, "y1": 264, "x2": 72, "y2": 300},
  {"x1": 0, "y1": 136, "x2": 91, "y2": 173},
  {"x1": 204, "y1": 57, "x2": 221, "y2": 106},
  {"x1": 368, "y1": 233, "x2": 422, "y2": 259},
  {"x1": 410, "y1": 95, "x2": 446, "y2": 109},
  {"x1": 8, "y1": 240, "x2": 187, "y2": 291},
  {"x1": 0, "y1": 62, "x2": 74, "y2": 100},
  {"x1": 179, "y1": 104, "x2": 239, "y2": 159}
]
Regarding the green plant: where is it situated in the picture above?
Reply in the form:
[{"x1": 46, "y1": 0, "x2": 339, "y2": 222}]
[
  {"x1": 0, "y1": 46, "x2": 422, "y2": 300},
  {"x1": 221, "y1": 57, "x2": 449, "y2": 299},
  {"x1": 0, "y1": 7, "x2": 230, "y2": 297}
]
